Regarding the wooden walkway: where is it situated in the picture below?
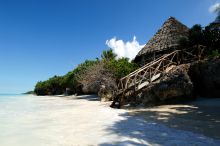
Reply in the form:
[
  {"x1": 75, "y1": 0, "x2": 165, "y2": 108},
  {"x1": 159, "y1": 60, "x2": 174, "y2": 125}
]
[{"x1": 111, "y1": 46, "x2": 205, "y2": 108}]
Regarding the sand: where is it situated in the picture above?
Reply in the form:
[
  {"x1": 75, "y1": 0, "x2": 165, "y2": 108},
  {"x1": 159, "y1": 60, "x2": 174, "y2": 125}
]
[
  {"x1": 0, "y1": 95, "x2": 220, "y2": 146},
  {"x1": 129, "y1": 97, "x2": 220, "y2": 140}
]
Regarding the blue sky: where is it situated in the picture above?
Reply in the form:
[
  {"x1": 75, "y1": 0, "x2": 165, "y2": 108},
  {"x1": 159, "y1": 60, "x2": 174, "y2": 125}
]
[{"x1": 0, "y1": 0, "x2": 219, "y2": 93}]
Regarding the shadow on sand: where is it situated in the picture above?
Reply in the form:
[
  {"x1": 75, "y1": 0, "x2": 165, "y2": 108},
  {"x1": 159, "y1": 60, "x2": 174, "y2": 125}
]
[
  {"x1": 100, "y1": 98, "x2": 220, "y2": 146},
  {"x1": 74, "y1": 94, "x2": 99, "y2": 101},
  {"x1": 130, "y1": 100, "x2": 220, "y2": 139}
]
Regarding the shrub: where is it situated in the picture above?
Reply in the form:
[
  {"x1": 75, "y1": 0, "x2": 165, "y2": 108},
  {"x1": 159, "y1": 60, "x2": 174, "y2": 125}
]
[
  {"x1": 34, "y1": 76, "x2": 64, "y2": 95},
  {"x1": 62, "y1": 60, "x2": 99, "y2": 94},
  {"x1": 105, "y1": 57, "x2": 138, "y2": 80},
  {"x1": 34, "y1": 60, "x2": 98, "y2": 96},
  {"x1": 73, "y1": 50, "x2": 138, "y2": 94},
  {"x1": 33, "y1": 49, "x2": 138, "y2": 96},
  {"x1": 76, "y1": 61, "x2": 115, "y2": 94},
  {"x1": 178, "y1": 23, "x2": 220, "y2": 58},
  {"x1": 211, "y1": 50, "x2": 220, "y2": 57}
]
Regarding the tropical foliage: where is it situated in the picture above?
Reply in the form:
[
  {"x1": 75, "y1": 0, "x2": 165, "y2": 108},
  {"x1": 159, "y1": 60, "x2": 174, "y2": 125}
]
[
  {"x1": 179, "y1": 17, "x2": 220, "y2": 56},
  {"x1": 34, "y1": 76, "x2": 64, "y2": 95},
  {"x1": 101, "y1": 49, "x2": 117, "y2": 61},
  {"x1": 34, "y1": 49, "x2": 137, "y2": 95},
  {"x1": 105, "y1": 58, "x2": 138, "y2": 80}
]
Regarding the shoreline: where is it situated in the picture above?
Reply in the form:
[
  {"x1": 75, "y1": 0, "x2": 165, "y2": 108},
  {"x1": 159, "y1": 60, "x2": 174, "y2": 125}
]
[
  {"x1": 33, "y1": 94, "x2": 220, "y2": 140},
  {"x1": 1, "y1": 94, "x2": 219, "y2": 145},
  {"x1": 35, "y1": 95, "x2": 220, "y2": 144}
]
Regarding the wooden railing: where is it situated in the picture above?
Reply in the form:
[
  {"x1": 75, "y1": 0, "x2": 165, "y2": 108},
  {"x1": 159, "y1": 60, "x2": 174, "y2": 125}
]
[
  {"x1": 111, "y1": 45, "x2": 206, "y2": 108},
  {"x1": 117, "y1": 50, "x2": 179, "y2": 94}
]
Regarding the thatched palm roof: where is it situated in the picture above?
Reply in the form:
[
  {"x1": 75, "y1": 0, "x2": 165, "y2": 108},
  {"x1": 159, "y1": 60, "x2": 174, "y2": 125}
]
[{"x1": 136, "y1": 17, "x2": 189, "y2": 57}]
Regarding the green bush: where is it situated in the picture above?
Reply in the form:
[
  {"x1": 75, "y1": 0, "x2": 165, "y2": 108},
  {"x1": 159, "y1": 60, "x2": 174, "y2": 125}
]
[
  {"x1": 211, "y1": 50, "x2": 220, "y2": 57},
  {"x1": 105, "y1": 57, "x2": 138, "y2": 80},
  {"x1": 101, "y1": 49, "x2": 117, "y2": 61},
  {"x1": 34, "y1": 49, "x2": 138, "y2": 96},
  {"x1": 34, "y1": 76, "x2": 64, "y2": 95},
  {"x1": 34, "y1": 60, "x2": 98, "y2": 96},
  {"x1": 34, "y1": 81, "x2": 49, "y2": 95},
  {"x1": 178, "y1": 22, "x2": 220, "y2": 58}
]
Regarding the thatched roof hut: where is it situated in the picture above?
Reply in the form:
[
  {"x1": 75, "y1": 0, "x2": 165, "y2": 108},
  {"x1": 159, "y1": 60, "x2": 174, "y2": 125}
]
[{"x1": 134, "y1": 17, "x2": 189, "y2": 65}]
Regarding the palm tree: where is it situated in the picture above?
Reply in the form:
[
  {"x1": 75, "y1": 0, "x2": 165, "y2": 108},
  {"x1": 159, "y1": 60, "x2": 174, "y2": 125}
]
[{"x1": 101, "y1": 49, "x2": 117, "y2": 61}]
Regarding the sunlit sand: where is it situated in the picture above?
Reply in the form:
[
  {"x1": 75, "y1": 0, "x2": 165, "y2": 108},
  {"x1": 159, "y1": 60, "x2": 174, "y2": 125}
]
[{"x1": 0, "y1": 95, "x2": 220, "y2": 146}]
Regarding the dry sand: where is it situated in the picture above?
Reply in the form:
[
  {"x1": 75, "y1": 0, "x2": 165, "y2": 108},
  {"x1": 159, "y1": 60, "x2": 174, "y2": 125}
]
[
  {"x1": 1, "y1": 95, "x2": 220, "y2": 146},
  {"x1": 130, "y1": 97, "x2": 220, "y2": 140}
]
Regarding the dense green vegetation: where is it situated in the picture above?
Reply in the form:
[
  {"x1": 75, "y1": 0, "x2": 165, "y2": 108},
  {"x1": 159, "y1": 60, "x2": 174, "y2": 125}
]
[
  {"x1": 34, "y1": 50, "x2": 137, "y2": 96},
  {"x1": 34, "y1": 60, "x2": 99, "y2": 95},
  {"x1": 179, "y1": 14, "x2": 220, "y2": 56},
  {"x1": 101, "y1": 49, "x2": 117, "y2": 61},
  {"x1": 62, "y1": 60, "x2": 99, "y2": 94},
  {"x1": 105, "y1": 58, "x2": 138, "y2": 80},
  {"x1": 34, "y1": 76, "x2": 64, "y2": 95}
]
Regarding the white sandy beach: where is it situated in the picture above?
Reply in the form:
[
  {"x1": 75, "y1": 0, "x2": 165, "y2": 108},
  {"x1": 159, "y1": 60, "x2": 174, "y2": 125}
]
[{"x1": 0, "y1": 95, "x2": 220, "y2": 146}]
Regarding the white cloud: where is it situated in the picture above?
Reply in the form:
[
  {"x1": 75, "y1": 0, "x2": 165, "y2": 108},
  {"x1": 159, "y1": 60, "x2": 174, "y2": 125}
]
[
  {"x1": 106, "y1": 36, "x2": 144, "y2": 61},
  {"x1": 209, "y1": 3, "x2": 220, "y2": 13}
]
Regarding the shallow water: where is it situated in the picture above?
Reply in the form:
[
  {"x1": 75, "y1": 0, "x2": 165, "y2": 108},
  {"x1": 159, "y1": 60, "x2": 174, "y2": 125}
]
[{"x1": 0, "y1": 95, "x2": 81, "y2": 146}]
